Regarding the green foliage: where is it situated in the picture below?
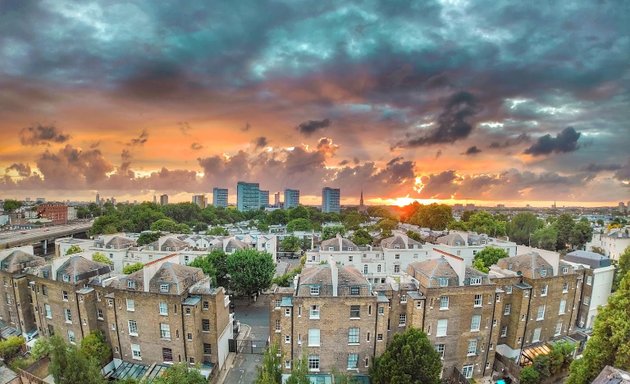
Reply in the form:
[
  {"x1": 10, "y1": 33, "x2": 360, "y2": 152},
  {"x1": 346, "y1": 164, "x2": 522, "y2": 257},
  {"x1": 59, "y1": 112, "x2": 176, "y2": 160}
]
[
  {"x1": 406, "y1": 203, "x2": 453, "y2": 230},
  {"x1": 3, "y1": 199, "x2": 22, "y2": 213},
  {"x1": 286, "y1": 353, "x2": 309, "y2": 384},
  {"x1": 0, "y1": 336, "x2": 25, "y2": 361},
  {"x1": 80, "y1": 331, "x2": 111, "y2": 367},
  {"x1": 613, "y1": 246, "x2": 630, "y2": 291},
  {"x1": 268, "y1": 209, "x2": 289, "y2": 225},
  {"x1": 188, "y1": 250, "x2": 229, "y2": 287},
  {"x1": 48, "y1": 335, "x2": 106, "y2": 384},
  {"x1": 153, "y1": 363, "x2": 206, "y2": 384},
  {"x1": 567, "y1": 271, "x2": 630, "y2": 383},
  {"x1": 65, "y1": 244, "x2": 83, "y2": 255},
  {"x1": 367, "y1": 206, "x2": 398, "y2": 220},
  {"x1": 352, "y1": 228, "x2": 373, "y2": 246},
  {"x1": 161, "y1": 202, "x2": 202, "y2": 224},
  {"x1": 406, "y1": 231, "x2": 424, "y2": 243},
  {"x1": 370, "y1": 328, "x2": 442, "y2": 384},
  {"x1": 280, "y1": 236, "x2": 301, "y2": 252},
  {"x1": 507, "y1": 212, "x2": 543, "y2": 245},
  {"x1": 531, "y1": 225, "x2": 558, "y2": 251},
  {"x1": 288, "y1": 206, "x2": 310, "y2": 221},
  {"x1": 255, "y1": 343, "x2": 283, "y2": 384},
  {"x1": 466, "y1": 211, "x2": 507, "y2": 236},
  {"x1": 554, "y1": 214, "x2": 576, "y2": 250},
  {"x1": 123, "y1": 262, "x2": 144, "y2": 274},
  {"x1": 376, "y1": 218, "x2": 398, "y2": 233},
  {"x1": 137, "y1": 231, "x2": 161, "y2": 246},
  {"x1": 519, "y1": 366, "x2": 540, "y2": 384},
  {"x1": 92, "y1": 252, "x2": 113, "y2": 266},
  {"x1": 206, "y1": 226, "x2": 229, "y2": 236},
  {"x1": 322, "y1": 225, "x2": 346, "y2": 240},
  {"x1": 569, "y1": 220, "x2": 593, "y2": 250},
  {"x1": 286, "y1": 218, "x2": 313, "y2": 232},
  {"x1": 226, "y1": 249, "x2": 275, "y2": 295},
  {"x1": 472, "y1": 246, "x2": 509, "y2": 273},
  {"x1": 150, "y1": 218, "x2": 190, "y2": 233},
  {"x1": 447, "y1": 220, "x2": 468, "y2": 231},
  {"x1": 342, "y1": 211, "x2": 368, "y2": 230},
  {"x1": 91, "y1": 202, "x2": 167, "y2": 235},
  {"x1": 30, "y1": 338, "x2": 51, "y2": 360}
]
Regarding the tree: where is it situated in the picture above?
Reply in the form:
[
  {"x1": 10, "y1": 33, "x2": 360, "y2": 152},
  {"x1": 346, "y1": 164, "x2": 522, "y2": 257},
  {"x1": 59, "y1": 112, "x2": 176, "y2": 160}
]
[
  {"x1": 255, "y1": 343, "x2": 283, "y2": 384},
  {"x1": 288, "y1": 206, "x2": 310, "y2": 221},
  {"x1": 466, "y1": 211, "x2": 507, "y2": 237},
  {"x1": 407, "y1": 203, "x2": 452, "y2": 230},
  {"x1": 376, "y1": 218, "x2": 398, "y2": 233},
  {"x1": 531, "y1": 226, "x2": 558, "y2": 251},
  {"x1": 123, "y1": 263, "x2": 144, "y2": 274},
  {"x1": 286, "y1": 353, "x2": 309, "y2": 384},
  {"x1": 153, "y1": 363, "x2": 206, "y2": 384},
  {"x1": 2, "y1": 199, "x2": 22, "y2": 213},
  {"x1": 280, "y1": 236, "x2": 301, "y2": 252},
  {"x1": 0, "y1": 336, "x2": 25, "y2": 362},
  {"x1": 447, "y1": 220, "x2": 468, "y2": 231},
  {"x1": 406, "y1": 231, "x2": 424, "y2": 243},
  {"x1": 268, "y1": 209, "x2": 289, "y2": 225},
  {"x1": 48, "y1": 335, "x2": 106, "y2": 384},
  {"x1": 352, "y1": 229, "x2": 373, "y2": 246},
  {"x1": 567, "y1": 271, "x2": 630, "y2": 384},
  {"x1": 287, "y1": 218, "x2": 313, "y2": 232},
  {"x1": 569, "y1": 219, "x2": 593, "y2": 250},
  {"x1": 30, "y1": 338, "x2": 51, "y2": 360},
  {"x1": 150, "y1": 218, "x2": 190, "y2": 233},
  {"x1": 207, "y1": 226, "x2": 229, "y2": 236},
  {"x1": 65, "y1": 244, "x2": 83, "y2": 255},
  {"x1": 519, "y1": 366, "x2": 540, "y2": 384},
  {"x1": 226, "y1": 249, "x2": 275, "y2": 295},
  {"x1": 80, "y1": 331, "x2": 111, "y2": 367},
  {"x1": 507, "y1": 212, "x2": 543, "y2": 245},
  {"x1": 92, "y1": 252, "x2": 113, "y2": 266},
  {"x1": 613, "y1": 246, "x2": 630, "y2": 291},
  {"x1": 322, "y1": 225, "x2": 346, "y2": 240},
  {"x1": 370, "y1": 328, "x2": 442, "y2": 384},
  {"x1": 137, "y1": 231, "x2": 161, "y2": 246},
  {"x1": 342, "y1": 211, "x2": 367, "y2": 230},
  {"x1": 554, "y1": 214, "x2": 575, "y2": 251},
  {"x1": 472, "y1": 246, "x2": 509, "y2": 273}
]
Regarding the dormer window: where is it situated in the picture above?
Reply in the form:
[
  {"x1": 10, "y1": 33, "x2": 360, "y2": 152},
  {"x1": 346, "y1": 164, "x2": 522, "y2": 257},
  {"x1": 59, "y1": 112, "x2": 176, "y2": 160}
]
[
  {"x1": 438, "y1": 278, "x2": 448, "y2": 287},
  {"x1": 160, "y1": 284, "x2": 170, "y2": 293},
  {"x1": 350, "y1": 286, "x2": 360, "y2": 296},
  {"x1": 562, "y1": 266, "x2": 568, "y2": 274},
  {"x1": 62, "y1": 274, "x2": 70, "y2": 283},
  {"x1": 328, "y1": 247, "x2": 335, "y2": 251},
  {"x1": 310, "y1": 286, "x2": 320, "y2": 296},
  {"x1": 128, "y1": 280, "x2": 136, "y2": 289},
  {"x1": 348, "y1": 247, "x2": 353, "y2": 251},
  {"x1": 540, "y1": 269, "x2": 547, "y2": 278},
  {"x1": 469, "y1": 277, "x2": 482, "y2": 286},
  {"x1": 394, "y1": 245, "x2": 400, "y2": 249}
]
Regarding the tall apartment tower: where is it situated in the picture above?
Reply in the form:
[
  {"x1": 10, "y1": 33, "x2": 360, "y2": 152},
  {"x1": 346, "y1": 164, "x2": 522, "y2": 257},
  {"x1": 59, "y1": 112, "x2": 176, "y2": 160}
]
[
  {"x1": 236, "y1": 182, "x2": 260, "y2": 211},
  {"x1": 284, "y1": 189, "x2": 300, "y2": 209},
  {"x1": 212, "y1": 188, "x2": 228, "y2": 208},
  {"x1": 192, "y1": 194, "x2": 206, "y2": 209},
  {"x1": 159, "y1": 194, "x2": 169, "y2": 206},
  {"x1": 321, "y1": 187, "x2": 341, "y2": 213},
  {"x1": 259, "y1": 190, "x2": 270, "y2": 208}
]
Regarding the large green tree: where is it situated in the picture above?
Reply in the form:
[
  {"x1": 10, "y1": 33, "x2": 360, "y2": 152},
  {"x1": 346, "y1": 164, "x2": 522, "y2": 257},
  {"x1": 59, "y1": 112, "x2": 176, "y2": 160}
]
[
  {"x1": 553, "y1": 214, "x2": 576, "y2": 251},
  {"x1": 48, "y1": 335, "x2": 106, "y2": 384},
  {"x1": 567, "y1": 271, "x2": 630, "y2": 383},
  {"x1": 507, "y1": 212, "x2": 543, "y2": 245},
  {"x1": 466, "y1": 211, "x2": 507, "y2": 237},
  {"x1": 137, "y1": 231, "x2": 161, "y2": 246},
  {"x1": 255, "y1": 343, "x2": 283, "y2": 384},
  {"x1": 80, "y1": 331, "x2": 111, "y2": 367},
  {"x1": 613, "y1": 246, "x2": 630, "y2": 291},
  {"x1": 2, "y1": 199, "x2": 22, "y2": 213},
  {"x1": 472, "y1": 246, "x2": 509, "y2": 273},
  {"x1": 569, "y1": 219, "x2": 593, "y2": 250},
  {"x1": 226, "y1": 249, "x2": 275, "y2": 295},
  {"x1": 370, "y1": 328, "x2": 442, "y2": 384},
  {"x1": 188, "y1": 250, "x2": 229, "y2": 287},
  {"x1": 352, "y1": 229, "x2": 373, "y2": 246},
  {"x1": 407, "y1": 203, "x2": 452, "y2": 230},
  {"x1": 280, "y1": 236, "x2": 302, "y2": 252},
  {"x1": 322, "y1": 225, "x2": 346, "y2": 240},
  {"x1": 530, "y1": 225, "x2": 558, "y2": 251},
  {"x1": 287, "y1": 218, "x2": 313, "y2": 232},
  {"x1": 0, "y1": 336, "x2": 25, "y2": 361},
  {"x1": 150, "y1": 218, "x2": 190, "y2": 233},
  {"x1": 153, "y1": 363, "x2": 206, "y2": 384}
]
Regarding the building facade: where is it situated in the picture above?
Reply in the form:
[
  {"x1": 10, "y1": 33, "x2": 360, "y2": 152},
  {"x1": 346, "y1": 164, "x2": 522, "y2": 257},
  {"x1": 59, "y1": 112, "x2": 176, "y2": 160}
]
[
  {"x1": 159, "y1": 194, "x2": 169, "y2": 206},
  {"x1": 284, "y1": 189, "x2": 300, "y2": 209},
  {"x1": 259, "y1": 190, "x2": 270, "y2": 208},
  {"x1": 236, "y1": 182, "x2": 260, "y2": 211},
  {"x1": 192, "y1": 195, "x2": 206, "y2": 209},
  {"x1": 37, "y1": 203, "x2": 68, "y2": 225},
  {"x1": 321, "y1": 187, "x2": 340, "y2": 214},
  {"x1": 212, "y1": 188, "x2": 228, "y2": 208}
]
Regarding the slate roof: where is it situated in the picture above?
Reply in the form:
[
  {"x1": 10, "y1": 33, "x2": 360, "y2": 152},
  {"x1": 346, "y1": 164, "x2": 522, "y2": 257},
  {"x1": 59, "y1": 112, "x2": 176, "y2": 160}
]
[
  {"x1": 496, "y1": 252, "x2": 553, "y2": 279},
  {"x1": 105, "y1": 236, "x2": 137, "y2": 249},
  {"x1": 113, "y1": 262, "x2": 205, "y2": 294},
  {"x1": 0, "y1": 249, "x2": 45, "y2": 273},
  {"x1": 566, "y1": 250, "x2": 612, "y2": 269},
  {"x1": 380, "y1": 234, "x2": 422, "y2": 249},
  {"x1": 319, "y1": 236, "x2": 358, "y2": 251},
  {"x1": 160, "y1": 237, "x2": 189, "y2": 251},
  {"x1": 298, "y1": 264, "x2": 369, "y2": 296},
  {"x1": 592, "y1": 366, "x2": 630, "y2": 384},
  {"x1": 436, "y1": 233, "x2": 466, "y2": 246},
  {"x1": 55, "y1": 256, "x2": 112, "y2": 283},
  {"x1": 408, "y1": 256, "x2": 459, "y2": 287}
]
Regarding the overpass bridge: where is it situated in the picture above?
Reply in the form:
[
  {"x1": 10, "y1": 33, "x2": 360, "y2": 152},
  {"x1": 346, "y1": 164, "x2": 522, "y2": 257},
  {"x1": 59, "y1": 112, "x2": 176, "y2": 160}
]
[{"x1": 0, "y1": 222, "x2": 92, "y2": 255}]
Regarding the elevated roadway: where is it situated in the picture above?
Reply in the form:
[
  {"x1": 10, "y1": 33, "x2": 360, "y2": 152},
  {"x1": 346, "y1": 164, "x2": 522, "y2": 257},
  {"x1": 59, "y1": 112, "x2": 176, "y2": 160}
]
[{"x1": 0, "y1": 222, "x2": 92, "y2": 254}]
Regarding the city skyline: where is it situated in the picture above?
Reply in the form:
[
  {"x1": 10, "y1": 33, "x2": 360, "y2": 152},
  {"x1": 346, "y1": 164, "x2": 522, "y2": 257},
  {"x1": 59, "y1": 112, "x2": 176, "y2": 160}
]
[{"x1": 1, "y1": 1, "x2": 629, "y2": 207}]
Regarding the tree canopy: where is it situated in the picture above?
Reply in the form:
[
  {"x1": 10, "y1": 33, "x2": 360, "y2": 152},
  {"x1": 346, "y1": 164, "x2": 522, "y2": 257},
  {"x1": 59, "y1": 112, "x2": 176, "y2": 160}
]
[
  {"x1": 65, "y1": 244, "x2": 83, "y2": 255},
  {"x1": 466, "y1": 211, "x2": 507, "y2": 237},
  {"x1": 352, "y1": 228, "x2": 373, "y2": 246},
  {"x1": 370, "y1": 328, "x2": 442, "y2": 384},
  {"x1": 506, "y1": 212, "x2": 543, "y2": 245},
  {"x1": 322, "y1": 225, "x2": 346, "y2": 240},
  {"x1": 2, "y1": 199, "x2": 22, "y2": 213},
  {"x1": 153, "y1": 363, "x2": 206, "y2": 384},
  {"x1": 226, "y1": 249, "x2": 275, "y2": 295},
  {"x1": 80, "y1": 331, "x2": 112, "y2": 367},
  {"x1": 472, "y1": 246, "x2": 509, "y2": 273},
  {"x1": 405, "y1": 203, "x2": 452, "y2": 230},
  {"x1": 92, "y1": 252, "x2": 113, "y2": 266},
  {"x1": 123, "y1": 262, "x2": 144, "y2": 275},
  {"x1": 286, "y1": 218, "x2": 313, "y2": 232},
  {"x1": 48, "y1": 335, "x2": 106, "y2": 384},
  {"x1": 137, "y1": 231, "x2": 161, "y2": 246},
  {"x1": 188, "y1": 249, "x2": 229, "y2": 287},
  {"x1": 255, "y1": 343, "x2": 283, "y2": 384}
]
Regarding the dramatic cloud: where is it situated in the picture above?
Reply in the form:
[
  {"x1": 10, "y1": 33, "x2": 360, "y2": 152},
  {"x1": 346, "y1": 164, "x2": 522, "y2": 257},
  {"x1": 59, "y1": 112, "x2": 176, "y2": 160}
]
[
  {"x1": 400, "y1": 91, "x2": 480, "y2": 147},
  {"x1": 524, "y1": 127, "x2": 581, "y2": 156},
  {"x1": 35, "y1": 145, "x2": 114, "y2": 189},
  {"x1": 464, "y1": 146, "x2": 482, "y2": 156},
  {"x1": 127, "y1": 129, "x2": 149, "y2": 146},
  {"x1": 582, "y1": 163, "x2": 623, "y2": 173},
  {"x1": 489, "y1": 134, "x2": 531, "y2": 149},
  {"x1": 254, "y1": 136, "x2": 268, "y2": 149},
  {"x1": 190, "y1": 142, "x2": 203, "y2": 151},
  {"x1": 614, "y1": 160, "x2": 630, "y2": 184},
  {"x1": 5, "y1": 163, "x2": 31, "y2": 177},
  {"x1": 296, "y1": 119, "x2": 331, "y2": 136},
  {"x1": 19, "y1": 124, "x2": 70, "y2": 146}
]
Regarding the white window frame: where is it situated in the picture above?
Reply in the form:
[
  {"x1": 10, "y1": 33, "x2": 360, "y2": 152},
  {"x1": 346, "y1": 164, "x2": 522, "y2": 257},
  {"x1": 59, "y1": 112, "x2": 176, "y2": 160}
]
[
  {"x1": 438, "y1": 277, "x2": 448, "y2": 287},
  {"x1": 554, "y1": 322, "x2": 563, "y2": 336},
  {"x1": 470, "y1": 315, "x2": 481, "y2": 332},
  {"x1": 504, "y1": 303, "x2": 511, "y2": 315},
  {"x1": 308, "y1": 329, "x2": 320, "y2": 346},
  {"x1": 470, "y1": 277, "x2": 482, "y2": 285},
  {"x1": 467, "y1": 339, "x2": 477, "y2": 356},
  {"x1": 64, "y1": 309, "x2": 72, "y2": 323},
  {"x1": 532, "y1": 327, "x2": 542, "y2": 343},
  {"x1": 44, "y1": 304, "x2": 52, "y2": 319},
  {"x1": 541, "y1": 284, "x2": 548, "y2": 297},
  {"x1": 462, "y1": 364, "x2": 474, "y2": 379},
  {"x1": 536, "y1": 305, "x2": 545, "y2": 321},
  {"x1": 347, "y1": 353, "x2": 358, "y2": 370},
  {"x1": 131, "y1": 344, "x2": 142, "y2": 360},
  {"x1": 160, "y1": 323, "x2": 171, "y2": 339},
  {"x1": 310, "y1": 286, "x2": 320, "y2": 296},
  {"x1": 436, "y1": 319, "x2": 448, "y2": 337},
  {"x1": 128, "y1": 320, "x2": 138, "y2": 336},
  {"x1": 310, "y1": 305, "x2": 320, "y2": 319},
  {"x1": 399, "y1": 314, "x2": 407, "y2": 327},
  {"x1": 126, "y1": 298, "x2": 135, "y2": 312},
  {"x1": 435, "y1": 344, "x2": 445, "y2": 358},
  {"x1": 348, "y1": 327, "x2": 360, "y2": 344},
  {"x1": 308, "y1": 355, "x2": 320, "y2": 371},
  {"x1": 439, "y1": 296, "x2": 449, "y2": 310},
  {"x1": 559, "y1": 299, "x2": 566, "y2": 315},
  {"x1": 501, "y1": 326, "x2": 508, "y2": 337},
  {"x1": 159, "y1": 302, "x2": 168, "y2": 316},
  {"x1": 474, "y1": 294, "x2": 482, "y2": 307}
]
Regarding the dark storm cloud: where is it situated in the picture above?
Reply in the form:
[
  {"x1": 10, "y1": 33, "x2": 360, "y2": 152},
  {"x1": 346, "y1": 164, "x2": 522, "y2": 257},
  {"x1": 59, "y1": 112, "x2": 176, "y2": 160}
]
[
  {"x1": 254, "y1": 136, "x2": 268, "y2": 149},
  {"x1": 614, "y1": 160, "x2": 630, "y2": 184},
  {"x1": 296, "y1": 119, "x2": 331, "y2": 136},
  {"x1": 19, "y1": 124, "x2": 70, "y2": 146},
  {"x1": 190, "y1": 142, "x2": 203, "y2": 151},
  {"x1": 463, "y1": 146, "x2": 482, "y2": 156},
  {"x1": 127, "y1": 129, "x2": 149, "y2": 146},
  {"x1": 5, "y1": 163, "x2": 31, "y2": 177},
  {"x1": 489, "y1": 133, "x2": 531, "y2": 149},
  {"x1": 524, "y1": 127, "x2": 581, "y2": 156},
  {"x1": 581, "y1": 163, "x2": 623, "y2": 173},
  {"x1": 399, "y1": 91, "x2": 480, "y2": 147},
  {"x1": 35, "y1": 145, "x2": 114, "y2": 188}
]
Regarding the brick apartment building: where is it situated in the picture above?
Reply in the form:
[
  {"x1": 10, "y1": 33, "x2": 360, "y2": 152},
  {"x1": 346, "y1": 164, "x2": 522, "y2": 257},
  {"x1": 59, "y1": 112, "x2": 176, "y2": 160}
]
[{"x1": 36, "y1": 203, "x2": 68, "y2": 225}]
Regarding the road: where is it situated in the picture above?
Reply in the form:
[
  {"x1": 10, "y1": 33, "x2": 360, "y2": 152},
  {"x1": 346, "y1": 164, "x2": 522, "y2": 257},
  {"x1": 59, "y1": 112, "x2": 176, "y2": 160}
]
[{"x1": 0, "y1": 222, "x2": 92, "y2": 249}]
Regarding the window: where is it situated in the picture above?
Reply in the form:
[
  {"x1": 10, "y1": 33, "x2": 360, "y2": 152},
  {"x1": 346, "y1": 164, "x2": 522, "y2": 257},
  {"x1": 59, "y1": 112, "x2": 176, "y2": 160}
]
[
  {"x1": 399, "y1": 314, "x2": 407, "y2": 326},
  {"x1": 474, "y1": 294, "x2": 482, "y2": 307},
  {"x1": 159, "y1": 302, "x2": 168, "y2": 315},
  {"x1": 363, "y1": 265, "x2": 368, "y2": 274},
  {"x1": 470, "y1": 277, "x2": 482, "y2": 285},
  {"x1": 350, "y1": 286, "x2": 360, "y2": 295},
  {"x1": 126, "y1": 299, "x2": 135, "y2": 312},
  {"x1": 202, "y1": 319, "x2": 210, "y2": 332},
  {"x1": 562, "y1": 266, "x2": 569, "y2": 274},
  {"x1": 504, "y1": 303, "x2": 511, "y2": 315},
  {"x1": 559, "y1": 300, "x2": 566, "y2": 315},
  {"x1": 131, "y1": 344, "x2": 141, "y2": 360},
  {"x1": 584, "y1": 296, "x2": 591, "y2": 305},
  {"x1": 162, "y1": 348, "x2": 173, "y2": 362},
  {"x1": 62, "y1": 291, "x2": 68, "y2": 301},
  {"x1": 435, "y1": 344, "x2": 445, "y2": 358},
  {"x1": 555, "y1": 322, "x2": 563, "y2": 336},
  {"x1": 438, "y1": 277, "x2": 448, "y2": 287},
  {"x1": 347, "y1": 353, "x2": 358, "y2": 369},
  {"x1": 350, "y1": 305, "x2": 360, "y2": 318},
  {"x1": 366, "y1": 332, "x2": 370, "y2": 342},
  {"x1": 505, "y1": 285, "x2": 512, "y2": 294},
  {"x1": 64, "y1": 309, "x2": 72, "y2": 323},
  {"x1": 310, "y1": 286, "x2": 320, "y2": 296},
  {"x1": 532, "y1": 327, "x2": 541, "y2": 343},
  {"x1": 348, "y1": 328, "x2": 359, "y2": 344},
  {"x1": 308, "y1": 355, "x2": 320, "y2": 371},
  {"x1": 368, "y1": 305, "x2": 372, "y2": 315},
  {"x1": 541, "y1": 285, "x2": 548, "y2": 296},
  {"x1": 439, "y1": 296, "x2": 449, "y2": 310},
  {"x1": 203, "y1": 301, "x2": 209, "y2": 310},
  {"x1": 308, "y1": 329, "x2": 320, "y2": 346},
  {"x1": 97, "y1": 308, "x2": 104, "y2": 320},
  {"x1": 128, "y1": 320, "x2": 138, "y2": 336},
  {"x1": 377, "y1": 264, "x2": 382, "y2": 273},
  {"x1": 501, "y1": 326, "x2": 508, "y2": 337},
  {"x1": 586, "y1": 275, "x2": 593, "y2": 286},
  {"x1": 540, "y1": 269, "x2": 547, "y2": 277},
  {"x1": 394, "y1": 265, "x2": 400, "y2": 273},
  {"x1": 42, "y1": 285, "x2": 48, "y2": 296},
  {"x1": 437, "y1": 319, "x2": 448, "y2": 337},
  {"x1": 203, "y1": 343, "x2": 212, "y2": 355},
  {"x1": 160, "y1": 323, "x2": 171, "y2": 339},
  {"x1": 275, "y1": 319, "x2": 281, "y2": 332},
  {"x1": 462, "y1": 364, "x2": 474, "y2": 379},
  {"x1": 378, "y1": 306, "x2": 384, "y2": 315},
  {"x1": 377, "y1": 333, "x2": 383, "y2": 341},
  {"x1": 68, "y1": 330, "x2": 76, "y2": 344},
  {"x1": 563, "y1": 282, "x2": 569, "y2": 293},
  {"x1": 44, "y1": 304, "x2": 52, "y2": 319},
  {"x1": 400, "y1": 295, "x2": 407, "y2": 303},
  {"x1": 284, "y1": 308, "x2": 291, "y2": 316},
  {"x1": 467, "y1": 339, "x2": 477, "y2": 355},
  {"x1": 127, "y1": 280, "x2": 136, "y2": 289},
  {"x1": 187, "y1": 332, "x2": 192, "y2": 341},
  {"x1": 310, "y1": 305, "x2": 320, "y2": 319},
  {"x1": 536, "y1": 305, "x2": 545, "y2": 321},
  {"x1": 185, "y1": 307, "x2": 191, "y2": 315},
  {"x1": 284, "y1": 335, "x2": 291, "y2": 344},
  {"x1": 470, "y1": 315, "x2": 481, "y2": 332},
  {"x1": 160, "y1": 284, "x2": 169, "y2": 293}
]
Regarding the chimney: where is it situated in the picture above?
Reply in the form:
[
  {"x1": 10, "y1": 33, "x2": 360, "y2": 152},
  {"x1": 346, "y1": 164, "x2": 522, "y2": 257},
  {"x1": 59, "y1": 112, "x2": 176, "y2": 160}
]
[{"x1": 329, "y1": 255, "x2": 338, "y2": 297}]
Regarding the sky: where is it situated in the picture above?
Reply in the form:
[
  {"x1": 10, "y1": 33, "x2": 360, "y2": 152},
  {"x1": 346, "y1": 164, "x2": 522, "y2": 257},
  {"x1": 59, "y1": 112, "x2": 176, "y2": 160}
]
[{"x1": 0, "y1": 0, "x2": 629, "y2": 207}]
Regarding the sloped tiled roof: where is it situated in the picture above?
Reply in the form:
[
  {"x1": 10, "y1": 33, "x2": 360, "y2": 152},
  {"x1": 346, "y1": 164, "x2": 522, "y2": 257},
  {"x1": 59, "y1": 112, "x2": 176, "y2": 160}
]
[
  {"x1": 149, "y1": 262, "x2": 204, "y2": 294},
  {"x1": 105, "y1": 236, "x2": 137, "y2": 249},
  {"x1": 55, "y1": 255, "x2": 112, "y2": 283},
  {"x1": 381, "y1": 234, "x2": 422, "y2": 249},
  {"x1": 0, "y1": 249, "x2": 45, "y2": 273},
  {"x1": 496, "y1": 252, "x2": 553, "y2": 279},
  {"x1": 408, "y1": 256, "x2": 459, "y2": 287},
  {"x1": 437, "y1": 233, "x2": 466, "y2": 246},
  {"x1": 160, "y1": 237, "x2": 189, "y2": 251},
  {"x1": 319, "y1": 236, "x2": 358, "y2": 251}
]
